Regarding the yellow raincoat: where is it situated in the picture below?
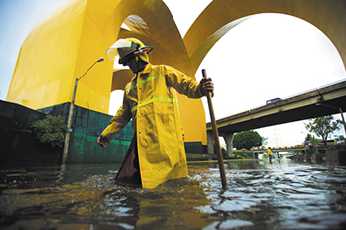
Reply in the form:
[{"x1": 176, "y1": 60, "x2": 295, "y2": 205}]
[
  {"x1": 101, "y1": 63, "x2": 203, "y2": 189},
  {"x1": 267, "y1": 148, "x2": 273, "y2": 156}
]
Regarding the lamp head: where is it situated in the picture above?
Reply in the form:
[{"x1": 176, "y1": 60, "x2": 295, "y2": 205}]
[{"x1": 97, "y1": 57, "x2": 104, "y2": 62}]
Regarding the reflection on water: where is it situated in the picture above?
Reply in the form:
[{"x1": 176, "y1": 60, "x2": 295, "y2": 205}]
[{"x1": 1, "y1": 159, "x2": 346, "y2": 229}]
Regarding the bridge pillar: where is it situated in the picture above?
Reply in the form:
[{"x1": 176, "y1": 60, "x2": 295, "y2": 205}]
[
  {"x1": 207, "y1": 131, "x2": 214, "y2": 155},
  {"x1": 222, "y1": 133, "x2": 234, "y2": 158}
]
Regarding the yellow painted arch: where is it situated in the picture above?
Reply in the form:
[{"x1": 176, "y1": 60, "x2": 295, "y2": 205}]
[
  {"x1": 184, "y1": 0, "x2": 346, "y2": 71},
  {"x1": 7, "y1": 0, "x2": 346, "y2": 146},
  {"x1": 7, "y1": 0, "x2": 206, "y2": 144}
]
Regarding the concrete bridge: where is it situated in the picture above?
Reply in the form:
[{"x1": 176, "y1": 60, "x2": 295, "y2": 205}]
[
  {"x1": 207, "y1": 79, "x2": 346, "y2": 156},
  {"x1": 250, "y1": 148, "x2": 305, "y2": 153}
]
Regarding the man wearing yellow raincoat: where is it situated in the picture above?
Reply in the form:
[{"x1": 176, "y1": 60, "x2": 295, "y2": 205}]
[{"x1": 97, "y1": 38, "x2": 213, "y2": 189}]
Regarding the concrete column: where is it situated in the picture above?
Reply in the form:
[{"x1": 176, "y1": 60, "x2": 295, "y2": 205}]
[
  {"x1": 207, "y1": 131, "x2": 214, "y2": 155},
  {"x1": 223, "y1": 133, "x2": 234, "y2": 158}
]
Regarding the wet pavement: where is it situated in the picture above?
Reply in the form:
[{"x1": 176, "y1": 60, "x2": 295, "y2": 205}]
[{"x1": 1, "y1": 157, "x2": 346, "y2": 229}]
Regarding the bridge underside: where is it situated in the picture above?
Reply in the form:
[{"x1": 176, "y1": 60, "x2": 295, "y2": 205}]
[
  {"x1": 218, "y1": 95, "x2": 346, "y2": 135},
  {"x1": 208, "y1": 81, "x2": 346, "y2": 135}
]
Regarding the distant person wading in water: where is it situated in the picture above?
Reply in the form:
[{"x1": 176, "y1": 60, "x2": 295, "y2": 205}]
[
  {"x1": 267, "y1": 147, "x2": 273, "y2": 164},
  {"x1": 97, "y1": 38, "x2": 214, "y2": 189}
]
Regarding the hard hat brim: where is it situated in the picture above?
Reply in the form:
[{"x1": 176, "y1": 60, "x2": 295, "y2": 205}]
[{"x1": 118, "y1": 46, "x2": 153, "y2": 65}]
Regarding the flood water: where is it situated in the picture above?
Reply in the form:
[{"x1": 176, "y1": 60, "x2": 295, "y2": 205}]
[{"x1": 1, "y1": 158, "x2": 346, "y2": 229}]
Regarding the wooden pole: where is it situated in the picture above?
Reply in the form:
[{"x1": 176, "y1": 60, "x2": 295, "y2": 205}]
[{"x1": 201, "y1": 69, "x2": 227, "y2": 189}]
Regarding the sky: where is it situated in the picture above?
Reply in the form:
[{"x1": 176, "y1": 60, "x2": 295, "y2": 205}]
[
  {"x1": 1, "y1": 0, "x2": 345, "y2": 147},
  {"x1": 0, "y1": 0, "x2": 71, "y2": 99}
]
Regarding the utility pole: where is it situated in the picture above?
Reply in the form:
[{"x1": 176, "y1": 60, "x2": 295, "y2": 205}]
[
  {"x1": 62, "y1": 78, "x2": 79, "y2": 165},
  {"x1": 61, "y1": 57, "x2": 104, "y2": 165},
  {"x1": 339, "y1": 107, "x2": 346, "y2": 136}
]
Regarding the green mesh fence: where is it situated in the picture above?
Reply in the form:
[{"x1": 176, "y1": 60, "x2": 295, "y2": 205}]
[
  {"x1": 0, "y1": 100, "x2": 61, "y2": 167},
  {"x1": 1, "y1": 100, "x2": 206, "y2": 164},
  {"x1": 40, "y1": 103, "x2": 133, "y2": 163},
  {"x1": 39, "y1": 102, "x2": 206, "y2": 163}
]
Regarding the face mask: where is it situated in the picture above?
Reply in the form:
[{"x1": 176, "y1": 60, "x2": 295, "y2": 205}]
[{"x1": 126, "y1": 56, "x2": 147, "y2": 73}]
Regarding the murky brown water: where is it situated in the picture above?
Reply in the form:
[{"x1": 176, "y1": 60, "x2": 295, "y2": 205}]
[{"x1": 1, "y1": 158, "x2": 346, "y2": 229}]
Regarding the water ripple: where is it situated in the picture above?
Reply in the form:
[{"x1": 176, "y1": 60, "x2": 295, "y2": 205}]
[{"x1": 1, "y1": 161, "x2": 346, "y2": 229}]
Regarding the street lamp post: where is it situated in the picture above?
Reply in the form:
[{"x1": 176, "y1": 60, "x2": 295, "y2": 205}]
[{"x1": 61, "y1": 57, "x2": 104, "y2": 165}]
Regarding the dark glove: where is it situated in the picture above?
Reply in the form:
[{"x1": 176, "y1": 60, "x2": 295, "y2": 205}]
[
  {"x1": 97, "y1": 135, "x2": 110, "y2": 148},
  {"x1": 199, "y1": 78, "x2": 214, "y2": 97}
]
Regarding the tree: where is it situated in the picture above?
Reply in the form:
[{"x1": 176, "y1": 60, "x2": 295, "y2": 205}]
[
  {"x1": 305, "y1": 115, "x2": 341, "y2": 145},
  {"x1": 334, "y1": 135, "x2": 345, "y2": 143},
  {"x1": 233, "y1": 130, "x2": 263, "y2": 150},
  {"x1": 31, "y1": 115, "x2": 65, "y2": 148},
  {"x1": 304, "y1": 133, "x2": 320, "y2": 145}
]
